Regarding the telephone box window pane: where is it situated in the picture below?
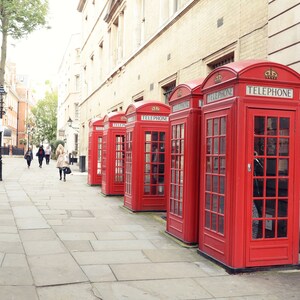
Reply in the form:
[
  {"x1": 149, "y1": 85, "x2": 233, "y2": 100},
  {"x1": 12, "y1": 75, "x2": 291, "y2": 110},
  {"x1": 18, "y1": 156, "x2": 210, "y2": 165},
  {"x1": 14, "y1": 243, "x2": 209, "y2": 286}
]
[
  {"x1": 206, "y1": 157, "x2": 212, "y2": 172},
  {"x1": 144, "y1": 186, "x2": 150, "y2": 194},
  {"x1": 253, "y1": 179, "x2": 264, "y2": 197},
  {"x1": 211, "y1": 214, "x2": 217, "y2": 231},
  {"x1": 278, "y1": 199, "x2": 288, "y2": 217},
  {"x1": 205, "y1": 212, "x2": 210, "y2": 228},
  {"x1": 213, "y1": 138, "x2": 219, "y2": 154},
  {"x1": 253, "y1": 200, "x2": 263, "y2": 218},
  {"x1": 252, "y1": 220, "x2": 261, "y2": 239},
  {"x1": 266, "y1": 159, "x2": 276, "y2": 176},
  {"x1": 213, "y1": 119, "x2": 219, "y2": 135},
  {"x1": 159, "y1": 132, "x2": 165, "y2": 141},
  {"x1": 279, "y1": 138, "x2": 289, "y2": 156},
  {"x1": 266, "y1": 200, "x2": 276, "y2": 217},
  {"x1": 220, "y1": 137, "x2": 226, "y2": 154},
  {"x1": 206, "y1": 175, "x2": 211, "y2": 191},
  {"x1": 278, "y1": 159, "x2": 288, "y2": 176},
  {"x1": 212, "y1": 194, "x2": 218, "y2": 212},
  {"x1": 254, "y1": 117, "x2": 265, "y2": 135},
  {"x1": 207, "y1": 138, "x2": 212, "y2": 154},
  {"x1": 220, "y1": 176, "x2": 225, "y2": 194},
  {"x1": 145, "y1": 144, "x2": 151, "y2": 152},
  {"x1": 254, "y1": 137, "x2": 265, "y2": 155},
  {"x1": 180, "y1": 140, "x2": 184, "y2": 155},
  {"x1": 220, "y1": 157, "x2": 226, "y2": 174},
  {"x1": 219, "y1": 196, "x2": 224, "y2": 213},
  {"x1": 267, "y1": 138, "x2": 277, "y2": 156},
  {"x1": 218, "y1": 216, "x2": 224, "y2": 234},
  {"x1": 207, "y1": 119, "x2": 213, "y2": 136},
  {"x1": 205, "y1": 193, "x2": 211, "y2": 209},
  {"x1": 145, "y1": 132, "x2": 151, "y2": 141},
  {"x1": 212, "y1": 176, "x2": 218, "y2": 193},
  {"x1": 279, "y1": 118, "x2": 289, "y2": 136},
  {"x1": 254, "y1": 157, "x2": 264, "y2": 176},
  {"x1": 278, "y1": 179, "x2": 288, "y2": 197},
  {"x1": 277, "y1": 220, "x2": 287, "y2": 237},
  {"x1": 266, "y1": 179, "x2": 276, "y2": 197},
  {"x1": 265, "y1": 220, "x2": 275, "y2": 238},
  {"x1": 220, "y1": 117, "x2": 226, "y2": 135},
  {"x1": 213, "y1": 157, "x2": 219, "y2": 173},
  {"x1": 267, "y1": 117, "x2": 277, "y2": 135}
]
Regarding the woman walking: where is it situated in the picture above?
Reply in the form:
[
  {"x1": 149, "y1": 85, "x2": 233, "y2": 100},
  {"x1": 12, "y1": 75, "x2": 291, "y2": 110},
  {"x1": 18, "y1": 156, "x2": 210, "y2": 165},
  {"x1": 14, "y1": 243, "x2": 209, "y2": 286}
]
[
  {"x1": 56, "y1": 144, "x2": 68, "y2": 181},
  {"x1": 36, "y1": 145, "x2": 45, "y2": 168},
  {"x1": 24, "y1": 147, "x2": 33, "y2": 168}
]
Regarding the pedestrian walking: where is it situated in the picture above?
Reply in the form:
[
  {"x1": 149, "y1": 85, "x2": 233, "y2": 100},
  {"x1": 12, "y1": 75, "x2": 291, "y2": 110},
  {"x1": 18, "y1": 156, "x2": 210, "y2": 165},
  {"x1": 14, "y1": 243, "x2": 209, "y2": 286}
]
[
  {"x1": 56, "y1": 144, "x2": 68, "y2": 181},
  {"x1": 36, "y1": 145, "x2": 45, "y2": 168},
  {"x1": 45, "y1": 145, "x2": 51, "y2": 165},
  {"x1": 24, "y1": 147, "x2": 33, "y2": 168}
]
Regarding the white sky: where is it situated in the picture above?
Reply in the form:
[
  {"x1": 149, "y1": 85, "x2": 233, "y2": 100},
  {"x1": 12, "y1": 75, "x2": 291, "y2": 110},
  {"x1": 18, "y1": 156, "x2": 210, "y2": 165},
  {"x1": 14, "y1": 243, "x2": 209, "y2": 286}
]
[{"x1": 8, "y1": 0, "x2": 81, "y2": 85}]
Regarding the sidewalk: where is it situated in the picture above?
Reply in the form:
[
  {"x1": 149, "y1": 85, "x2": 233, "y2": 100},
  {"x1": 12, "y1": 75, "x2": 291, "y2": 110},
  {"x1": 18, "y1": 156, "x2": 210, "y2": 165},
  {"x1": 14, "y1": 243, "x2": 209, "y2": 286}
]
[{"x1": 0, "y1": 156, "x2": 300, "y2": 299}]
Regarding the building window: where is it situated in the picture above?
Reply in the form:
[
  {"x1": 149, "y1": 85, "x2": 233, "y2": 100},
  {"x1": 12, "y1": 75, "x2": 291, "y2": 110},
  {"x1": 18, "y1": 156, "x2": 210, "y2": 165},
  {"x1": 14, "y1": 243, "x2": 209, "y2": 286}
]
[
  {"x1": 74, "y1": 103, "x2": 79, "y2": 120},
  {"x1": 208, "y1": 53, "x2": 234, "y2": 71},
  {"x1": 75, "y1": 75, "x2": 80, "y2": 92},
  {"x1": 162, "y1": 81, "x2": 176, "y2": 104}
]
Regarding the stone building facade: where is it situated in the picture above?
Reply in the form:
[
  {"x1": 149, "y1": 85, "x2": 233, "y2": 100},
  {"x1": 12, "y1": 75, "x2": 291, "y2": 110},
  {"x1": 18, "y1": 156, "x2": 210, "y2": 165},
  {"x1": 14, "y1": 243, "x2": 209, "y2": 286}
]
[{"x1": 75, "y1": 0, "x2": 299, "y2": 157}]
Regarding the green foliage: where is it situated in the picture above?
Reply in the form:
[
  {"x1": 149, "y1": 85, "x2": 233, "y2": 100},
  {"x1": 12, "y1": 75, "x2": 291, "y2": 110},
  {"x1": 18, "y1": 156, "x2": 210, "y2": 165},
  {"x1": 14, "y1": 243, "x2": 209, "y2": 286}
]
[
  {"x1": 0, "y1": 0, "x2": 49, "y2": 85},
  {"x1": 0, "y1": 0, "x2": 49, "y2": 39},
  {"x1": 31, "y1": 90, "x2": 58, "y2": 145}
]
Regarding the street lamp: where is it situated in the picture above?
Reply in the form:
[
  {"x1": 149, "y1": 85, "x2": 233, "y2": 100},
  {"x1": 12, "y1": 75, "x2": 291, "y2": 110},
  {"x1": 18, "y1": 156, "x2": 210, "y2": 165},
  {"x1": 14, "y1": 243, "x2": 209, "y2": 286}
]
[
  {"x1": 67, "y1": 117, "x2": 79, "y2": 132},
  {"x1": 0, "y1": 86, "x2": 7, "y2": 181},
  {"x1": 27, "y1": 124, "x2": 35, "y2": 151}
]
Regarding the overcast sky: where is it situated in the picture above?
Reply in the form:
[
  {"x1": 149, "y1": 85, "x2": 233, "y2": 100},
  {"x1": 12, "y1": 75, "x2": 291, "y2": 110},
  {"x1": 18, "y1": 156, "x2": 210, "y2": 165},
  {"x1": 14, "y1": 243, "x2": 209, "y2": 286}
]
[{"x1": 8, "y1": 0, "x2": 81, "y2": 85}]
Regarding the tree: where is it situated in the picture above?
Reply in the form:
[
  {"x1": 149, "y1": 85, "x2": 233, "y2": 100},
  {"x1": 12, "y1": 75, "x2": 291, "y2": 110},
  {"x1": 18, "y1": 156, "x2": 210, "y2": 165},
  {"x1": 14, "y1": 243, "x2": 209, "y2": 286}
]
[
  {"x1": 31, "y1": 90, "x2": 57, "y2": 145},
  {"x1": 0, "y1": 0, "x2": 49, "y2": 85}
]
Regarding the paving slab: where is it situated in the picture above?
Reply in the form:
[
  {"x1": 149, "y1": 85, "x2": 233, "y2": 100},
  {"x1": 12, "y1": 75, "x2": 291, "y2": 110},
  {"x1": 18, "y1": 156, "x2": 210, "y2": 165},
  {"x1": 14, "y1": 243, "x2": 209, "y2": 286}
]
[
  {"x1": 37, "y1": 283, "x2": 99, "y2": 300},
  {"x1": 23, "y1": 240, "x2": 67, "y2": 255},
  {"x1": 93, "y1": 278, "x2": 212, "y2": 300},
  {"x1": 62, "y1": 240, "x2": 94, "y2": 252},
  {"x1": 91, "y1": 239, "x2": 156, "y2": 251},
  {"x1": 73, "y1": 250, "x2": 150, "y2": 265},
  {"x1": 81, "y1": 264, "x2": 116, "y2": 282},
  {"x1": 0, "y1": 286, "x2": 38, "y2": 300},
  {"x1": 2, "y1": 253, "x2": 28, "y2": 267},
  {"x1": 0, "y1": 266, "x2": 33, "y2": 285},
  {"x1": 19, "y1": 229, "x2": 58, "y2": 241},
  {"x1": 27, "y1": 253, "x2": 88, "y2": 287}
]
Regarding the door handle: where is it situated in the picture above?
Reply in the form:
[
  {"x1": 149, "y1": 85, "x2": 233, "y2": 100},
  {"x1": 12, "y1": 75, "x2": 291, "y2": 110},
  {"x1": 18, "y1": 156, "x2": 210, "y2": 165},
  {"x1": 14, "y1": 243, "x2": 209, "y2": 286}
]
[{"x1": 247, "y1": 163, "x2": 251, "y2": 172}]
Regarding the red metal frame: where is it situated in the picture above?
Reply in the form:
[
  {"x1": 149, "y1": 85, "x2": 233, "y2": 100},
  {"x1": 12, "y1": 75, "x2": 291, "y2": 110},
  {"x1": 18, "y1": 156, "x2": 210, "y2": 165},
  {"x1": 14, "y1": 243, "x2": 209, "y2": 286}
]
[
  {"x1": 88, "y1": 118, "x2": 104, "y2": 185},
  {"x1": 124, "y1": 101, "x2": 170, "y2": 211},
  {"x1": 101, "y1": 112, "x2": 126, "y2": 196},
  {"x1": 166, "y1": 79, "x2": 204, "y2": 244},
  {"x1": 199, "y1": 60, "x2": 300, "y2": 271}
]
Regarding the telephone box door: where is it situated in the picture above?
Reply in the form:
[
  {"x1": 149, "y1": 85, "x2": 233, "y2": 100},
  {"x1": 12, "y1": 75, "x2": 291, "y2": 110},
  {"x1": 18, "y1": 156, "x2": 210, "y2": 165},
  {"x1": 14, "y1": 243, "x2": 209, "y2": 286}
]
[{"x1": 246, "y1": 109, "x2": 297, "y2": 266}]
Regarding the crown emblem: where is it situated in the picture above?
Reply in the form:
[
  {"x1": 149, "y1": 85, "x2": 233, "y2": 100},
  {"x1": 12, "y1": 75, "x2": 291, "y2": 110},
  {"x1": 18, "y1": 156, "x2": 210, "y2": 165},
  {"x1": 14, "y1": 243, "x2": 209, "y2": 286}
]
[
  {"x1": 152, "y1": 106, "x2": 160, "y2": 111},
  {"x1": 214, "y1": 73, "x2": 222, "y2": 83},
  {"x1": 177, "y1": 88, "x2": 182, "y2": 97},
  {"x1": 264, "y1": 68, "x2": 278, "y2": 80}
]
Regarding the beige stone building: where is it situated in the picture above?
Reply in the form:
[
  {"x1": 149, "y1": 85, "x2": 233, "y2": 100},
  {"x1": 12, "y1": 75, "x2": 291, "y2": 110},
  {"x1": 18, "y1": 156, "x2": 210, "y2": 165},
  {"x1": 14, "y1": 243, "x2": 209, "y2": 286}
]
[
  {"x1": 75, "y1": 0, "x2": 299, "y2": 158},
  {"x1": 57, "y1": 33, "x2": 81, "y2": 157}
]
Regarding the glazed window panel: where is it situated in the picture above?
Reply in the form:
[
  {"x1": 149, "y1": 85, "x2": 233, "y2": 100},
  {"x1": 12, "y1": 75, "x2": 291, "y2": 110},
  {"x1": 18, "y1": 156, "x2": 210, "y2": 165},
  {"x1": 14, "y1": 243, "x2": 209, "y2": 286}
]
[
  {"x1": 170, "y1": 123, "x2": 185, "y2": 216},
  {"x1": 252, "y1": 116, "x2": 290, "y2": 240},
  {"x1": 125, "y1": 131, "x2": 133, "y2": 194},
  {"x1": 144, "y1": 130, "x2": 166, "y2": 195},
  {"x1": 114, "y1": 135, "x2": 125, "y2": 182},
  {"x1": 97, "y1": 137, "x2": 102, "y2": 175},
  {"x1": 204, "y1": 115, "x2": 226, "y2": 235}
]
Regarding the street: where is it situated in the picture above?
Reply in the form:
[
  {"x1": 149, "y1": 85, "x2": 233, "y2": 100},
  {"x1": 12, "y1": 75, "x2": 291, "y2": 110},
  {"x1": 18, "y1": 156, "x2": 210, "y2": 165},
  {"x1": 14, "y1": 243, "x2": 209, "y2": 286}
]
[{"x1": 0, "y1": 156, "x2": 300, "y2": 299}]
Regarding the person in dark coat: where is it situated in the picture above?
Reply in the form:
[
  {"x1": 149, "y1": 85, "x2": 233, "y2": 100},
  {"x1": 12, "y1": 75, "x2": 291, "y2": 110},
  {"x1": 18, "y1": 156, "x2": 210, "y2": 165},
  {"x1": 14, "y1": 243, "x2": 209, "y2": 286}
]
[
  {"x1": 36, "y1": 145, "x2": 45, "y2": 168},
  {"x1": 24, "y1": 147, "x2": 33, "y2": 168}
]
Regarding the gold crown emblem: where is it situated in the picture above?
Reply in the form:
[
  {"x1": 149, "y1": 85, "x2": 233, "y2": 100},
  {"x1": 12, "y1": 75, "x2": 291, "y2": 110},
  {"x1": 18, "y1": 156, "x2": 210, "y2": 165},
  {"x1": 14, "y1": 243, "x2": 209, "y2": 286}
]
[
  {"x1": 264, "y1": 68, "x2": 278, "y2": 80},
  {"x1": 152, "y1": 106, "x2": 160, "y2": 111},
  {"x1": 214, "y1": 73, "x2": 222, "y2": 83},
  {"x1": 177, "y1": 88, "x2": 182, "y2": 97}
]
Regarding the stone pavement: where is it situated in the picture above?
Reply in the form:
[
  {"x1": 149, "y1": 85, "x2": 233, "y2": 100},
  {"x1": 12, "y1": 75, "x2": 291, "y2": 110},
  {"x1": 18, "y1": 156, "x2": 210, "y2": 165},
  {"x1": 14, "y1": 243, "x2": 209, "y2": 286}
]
[{"x1": 0, "y1": 156, "x2": 300, "y2": 299}]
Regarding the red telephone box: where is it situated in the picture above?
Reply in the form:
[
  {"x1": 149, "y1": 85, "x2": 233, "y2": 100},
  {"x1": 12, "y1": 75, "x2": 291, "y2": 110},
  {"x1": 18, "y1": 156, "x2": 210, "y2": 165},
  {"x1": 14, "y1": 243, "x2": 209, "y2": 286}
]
[
  {"x1": 166, "y1": 79, "x2": 204, "y2": 244},
  {"x1": 101, "y1": 112, "x2": 126, "y2": 196},
  {"x1": 124, "y1": 101, "x2": 170, "y2": 211},
  {"x1": 88, "y1": 118, "x2": 104, "y2": 185},
  {"x1": 199, "y1": 60, "x2": 300, "y2": 272}
]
